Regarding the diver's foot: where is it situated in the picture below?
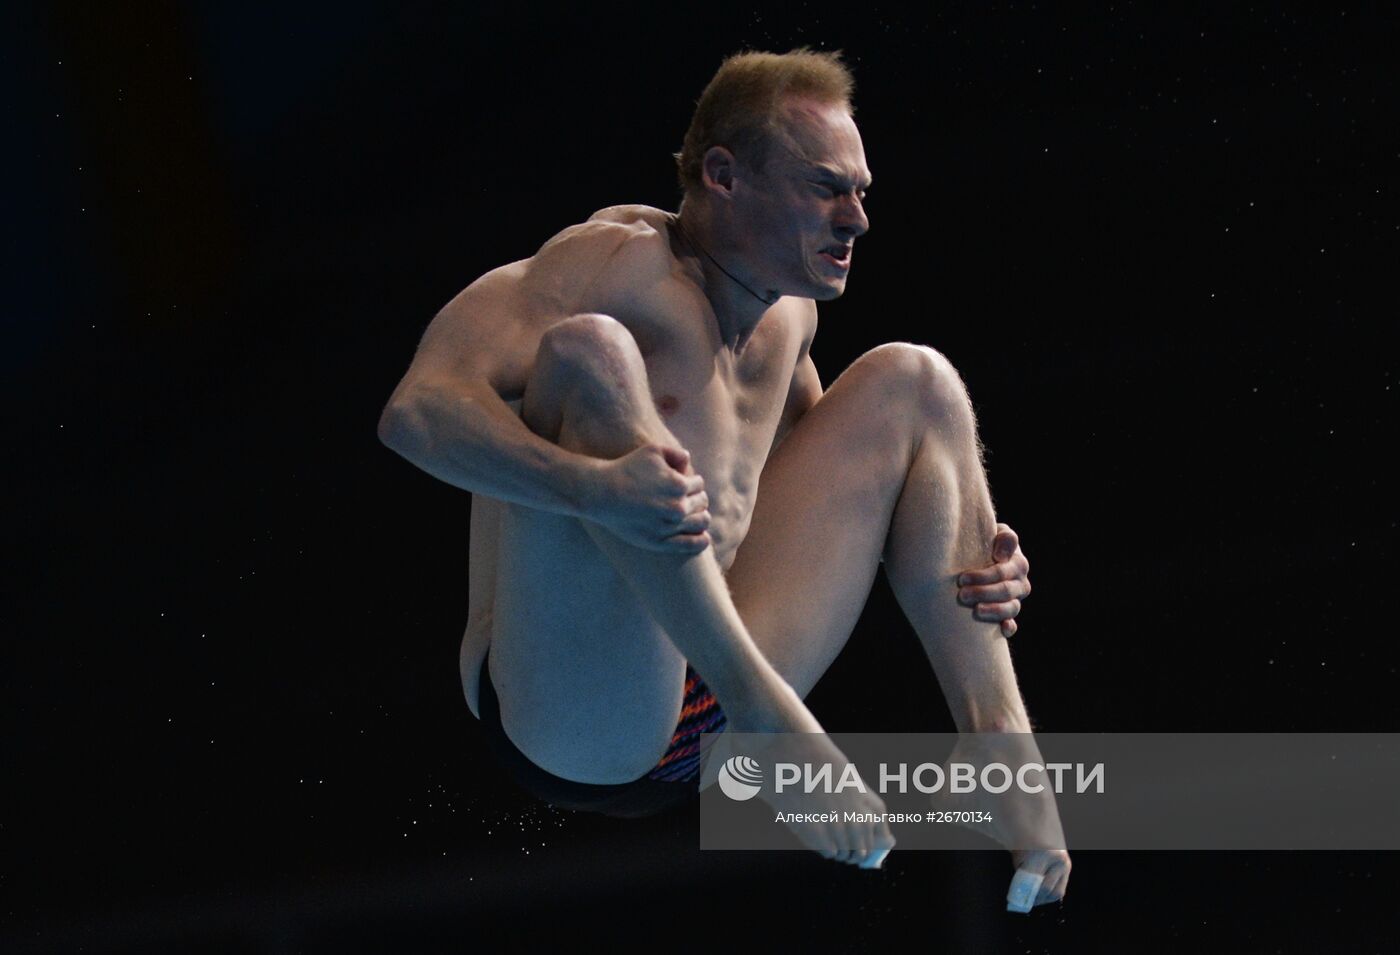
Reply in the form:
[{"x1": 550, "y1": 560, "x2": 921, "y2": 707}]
[
  {"x1": 724, "y1": 686, "x2": 896, "y2": 870},
  {"x1": 1008, "y1": 848, "x2": 1072, "y2": 911}
]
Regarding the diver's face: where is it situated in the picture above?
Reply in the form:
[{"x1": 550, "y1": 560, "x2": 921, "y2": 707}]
[{"x1": 737, "y1": 98, "x2": 872, "y2": 300}]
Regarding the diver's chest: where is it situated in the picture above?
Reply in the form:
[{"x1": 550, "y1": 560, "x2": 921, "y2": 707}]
[{"x1": 642, "y1": 330, "x2": 791, "y2": 437}]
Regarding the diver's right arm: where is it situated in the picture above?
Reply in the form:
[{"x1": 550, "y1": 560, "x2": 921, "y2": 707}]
[
  {"x1": 376, "y1": 261, "x2": 595, "y2": 514},
  {"x1": 379, "y1": 373, "x2": 601, "y2": 515},
  {"x1": 377, "y1": 253, "x2": 709, "y2": 553}
]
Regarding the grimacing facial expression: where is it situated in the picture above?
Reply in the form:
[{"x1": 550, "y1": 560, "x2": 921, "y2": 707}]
[{"x1": 739, "y1": 98, "x2": 872, "y2": 301}]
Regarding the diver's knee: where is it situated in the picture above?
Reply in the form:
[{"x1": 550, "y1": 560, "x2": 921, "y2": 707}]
[
  {"x1": 853, "y1": 342, "x2": 974, "y2": 430},
  {"x1": 535, "y1": 313, "x2": 643, "y2": 382}
]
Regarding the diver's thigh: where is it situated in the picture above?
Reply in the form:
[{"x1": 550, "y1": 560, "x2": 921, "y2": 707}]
[
  {"x1": 728, "y1": 355, "x2": 920, "y2": 699},
  {"x1": 489, "y1": 501, "x2": 688, "y2": 784}
]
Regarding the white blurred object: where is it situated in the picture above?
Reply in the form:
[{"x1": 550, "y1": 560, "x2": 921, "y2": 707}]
[
  {"x1": 1006, "y1": 868, "x2": 1044, "y2": 913},
  {"x1": 860, "y1": 846, "x2": 890, "y2": 870}
]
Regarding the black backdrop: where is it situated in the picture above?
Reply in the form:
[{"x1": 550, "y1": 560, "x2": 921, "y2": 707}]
[{"x1": 7, "y1": 2, "x2": 1398, "y2": 952}]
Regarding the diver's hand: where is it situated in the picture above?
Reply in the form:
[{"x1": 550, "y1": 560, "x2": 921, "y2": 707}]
[
  {"x1": 956, "y1": 523, "x2": 1031, "y2": 637},
  {"x1": 584, "y1": 444, "x2": 711, "y2": 553}
]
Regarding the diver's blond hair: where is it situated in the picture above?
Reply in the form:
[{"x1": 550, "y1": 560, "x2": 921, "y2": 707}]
[{"x1": 674, "y1": 47, "x2": 855, "y2": 194}]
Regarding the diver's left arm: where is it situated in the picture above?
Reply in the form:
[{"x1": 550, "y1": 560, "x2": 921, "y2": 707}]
[{"x1": 769, "y1": 301, "x2": 824, "y2": 456}]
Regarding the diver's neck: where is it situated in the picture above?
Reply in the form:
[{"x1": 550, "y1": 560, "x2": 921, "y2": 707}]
[{"x1": 673, "y1": 203, "x2": 776, "y2": 352}]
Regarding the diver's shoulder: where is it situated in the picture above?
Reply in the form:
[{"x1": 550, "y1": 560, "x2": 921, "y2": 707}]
[
  {"x1": 587, "y1": 203, "x2": 676, "y2": 233},
  {"x1": 530, "y1": 205, "x2": 673, "y2": 276},
  {"x1": 773, "y1": 296, "x2": 819, "y2": 333}
]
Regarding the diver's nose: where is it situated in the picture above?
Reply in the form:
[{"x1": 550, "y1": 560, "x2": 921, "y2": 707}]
[{"x1": 836, "y1": 193, "x2": 869, "y2": 239}]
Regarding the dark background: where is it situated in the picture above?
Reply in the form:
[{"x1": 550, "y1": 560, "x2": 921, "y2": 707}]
[{"x1": 6, "y1": 2, "x2": 1397, "y2": 952}]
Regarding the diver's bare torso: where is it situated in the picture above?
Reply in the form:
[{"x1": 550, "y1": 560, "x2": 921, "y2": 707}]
[{"x1": 458, "y1": 205, "x2": 815, "y2": 771}]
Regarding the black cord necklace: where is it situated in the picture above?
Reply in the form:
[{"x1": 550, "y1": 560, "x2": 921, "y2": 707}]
[{"x1": 672, "y1": 215, "x2": 777, "y2": 307}]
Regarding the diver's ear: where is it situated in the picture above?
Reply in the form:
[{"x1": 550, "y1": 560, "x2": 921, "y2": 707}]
[{"x1": 700, "y1": 145, "x2": 737, "y2": 197}]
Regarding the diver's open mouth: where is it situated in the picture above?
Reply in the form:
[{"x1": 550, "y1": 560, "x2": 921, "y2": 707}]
[{"x1": 819, "y1": 246, "x2": 852, "y2": 269}]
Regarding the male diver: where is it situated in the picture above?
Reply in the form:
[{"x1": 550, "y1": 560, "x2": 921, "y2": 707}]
[{"x1": 379, "y1": 48, "x2": 1069, "y2": 905}]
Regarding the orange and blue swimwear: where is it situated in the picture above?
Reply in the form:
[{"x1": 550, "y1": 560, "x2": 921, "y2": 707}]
[
  {"x1": 644, "y1": 665, "x2": 730, "y2": 782},
  {"x1": 477, "y1": 650, "x2": 728, "y2": 818}
]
